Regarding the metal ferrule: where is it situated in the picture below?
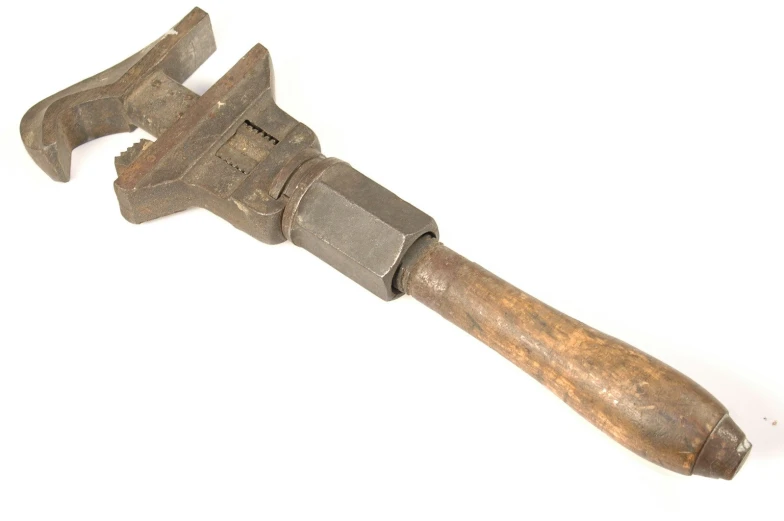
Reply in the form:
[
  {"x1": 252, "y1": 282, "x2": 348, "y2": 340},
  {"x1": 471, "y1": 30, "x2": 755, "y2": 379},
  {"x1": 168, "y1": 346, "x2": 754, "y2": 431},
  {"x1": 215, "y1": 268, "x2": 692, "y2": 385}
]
[{"x1": 281, "y1": 155, "x2": 438, "y2": 300}]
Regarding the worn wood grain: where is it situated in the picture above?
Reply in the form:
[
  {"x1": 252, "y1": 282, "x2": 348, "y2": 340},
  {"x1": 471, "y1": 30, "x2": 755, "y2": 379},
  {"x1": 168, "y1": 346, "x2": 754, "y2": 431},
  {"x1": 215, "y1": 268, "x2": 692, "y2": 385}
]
[{"x1": 398, "y1": 239, "x2": 750, "y2": 478}]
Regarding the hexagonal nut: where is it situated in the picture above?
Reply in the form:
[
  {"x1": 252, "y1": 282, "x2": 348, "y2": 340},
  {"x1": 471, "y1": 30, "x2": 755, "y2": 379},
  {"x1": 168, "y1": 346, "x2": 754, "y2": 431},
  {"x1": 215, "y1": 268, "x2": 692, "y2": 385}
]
[{"x1": 288, "y1": 160, "x2": 438, "y2": 300}]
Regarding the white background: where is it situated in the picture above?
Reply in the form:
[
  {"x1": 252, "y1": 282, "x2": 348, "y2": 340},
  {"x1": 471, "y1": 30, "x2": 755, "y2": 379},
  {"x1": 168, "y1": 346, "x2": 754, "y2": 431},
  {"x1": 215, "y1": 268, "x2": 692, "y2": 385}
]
[{"x1": 1, "y1": 1, "x2": 782, "y2": 519}]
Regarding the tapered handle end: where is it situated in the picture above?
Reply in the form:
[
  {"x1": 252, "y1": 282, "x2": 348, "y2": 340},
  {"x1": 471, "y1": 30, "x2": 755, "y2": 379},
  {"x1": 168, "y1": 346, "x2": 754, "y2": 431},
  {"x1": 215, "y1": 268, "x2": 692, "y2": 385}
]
[{"x1": 693, "y1": 415, "x2": 751, "y2": 479}]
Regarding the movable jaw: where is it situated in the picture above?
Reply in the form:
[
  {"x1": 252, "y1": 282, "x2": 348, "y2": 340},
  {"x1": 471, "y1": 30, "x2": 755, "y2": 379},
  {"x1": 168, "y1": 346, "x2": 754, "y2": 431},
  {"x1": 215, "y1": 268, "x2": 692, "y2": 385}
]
[{"x1": 112, "y1": 42, "x2": 323, "y2": 246}]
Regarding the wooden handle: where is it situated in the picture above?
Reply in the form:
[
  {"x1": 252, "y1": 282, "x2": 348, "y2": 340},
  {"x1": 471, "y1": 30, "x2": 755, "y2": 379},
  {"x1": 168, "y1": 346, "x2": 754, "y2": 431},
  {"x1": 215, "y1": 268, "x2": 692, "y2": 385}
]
[{"x1": 397, "y1": 239, "x2": 750, "y2": 478}]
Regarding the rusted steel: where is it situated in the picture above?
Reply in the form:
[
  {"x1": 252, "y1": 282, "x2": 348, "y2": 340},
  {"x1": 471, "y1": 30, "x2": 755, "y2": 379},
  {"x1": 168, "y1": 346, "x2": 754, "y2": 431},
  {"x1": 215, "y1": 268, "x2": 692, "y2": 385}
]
[
  {"x1": 396, "y1": 237, "x2": 751, "y2": 478},
  {"x1": 20, "y1": 8, "x2": 215, "y2": 182},
  {"x1": 20, "y1": 7, "x2": 751, "y2": 479}
]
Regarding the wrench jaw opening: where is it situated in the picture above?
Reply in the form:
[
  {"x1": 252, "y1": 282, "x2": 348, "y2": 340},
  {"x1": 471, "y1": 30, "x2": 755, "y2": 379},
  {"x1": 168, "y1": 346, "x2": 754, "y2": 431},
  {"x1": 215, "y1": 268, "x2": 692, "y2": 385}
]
[
  {"x1": 19, "y1": 7, "x2": 215, "y2": 183},
  {"x1": 19, "y1": 56, "x2": 143, "y2": 182}
]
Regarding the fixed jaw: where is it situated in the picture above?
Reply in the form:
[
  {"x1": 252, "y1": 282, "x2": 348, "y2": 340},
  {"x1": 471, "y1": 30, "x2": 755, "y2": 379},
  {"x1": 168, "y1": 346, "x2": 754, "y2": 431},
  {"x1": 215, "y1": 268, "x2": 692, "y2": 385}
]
[{"x1": 20, "y1": 7, "x2": 215, "y2": 183}]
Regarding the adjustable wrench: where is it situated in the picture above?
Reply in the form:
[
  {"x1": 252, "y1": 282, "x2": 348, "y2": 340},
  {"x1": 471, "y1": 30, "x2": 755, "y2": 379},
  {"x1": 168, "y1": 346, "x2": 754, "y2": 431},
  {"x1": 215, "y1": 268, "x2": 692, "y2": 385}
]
[{"x1": 20, "y1": 7, "x2": 751, "y2": 479}]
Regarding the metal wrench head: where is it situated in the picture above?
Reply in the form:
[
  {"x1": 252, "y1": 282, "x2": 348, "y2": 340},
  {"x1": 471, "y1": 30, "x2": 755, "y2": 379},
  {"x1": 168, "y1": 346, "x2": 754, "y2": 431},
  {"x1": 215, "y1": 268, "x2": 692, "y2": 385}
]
[
  {"x1": 19, "y1": 7, "x2": 435, "y2": 300},
  {"x1": 18, "y1": 8, "x2": 318, "y2": 245}
]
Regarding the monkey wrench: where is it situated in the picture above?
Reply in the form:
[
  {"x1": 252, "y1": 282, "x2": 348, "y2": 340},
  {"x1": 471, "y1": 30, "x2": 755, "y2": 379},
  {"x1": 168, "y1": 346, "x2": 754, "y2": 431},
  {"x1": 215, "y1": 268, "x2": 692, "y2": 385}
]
[{"x1": 20, "y1": 8, "x2": 751, "y2": 479}]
